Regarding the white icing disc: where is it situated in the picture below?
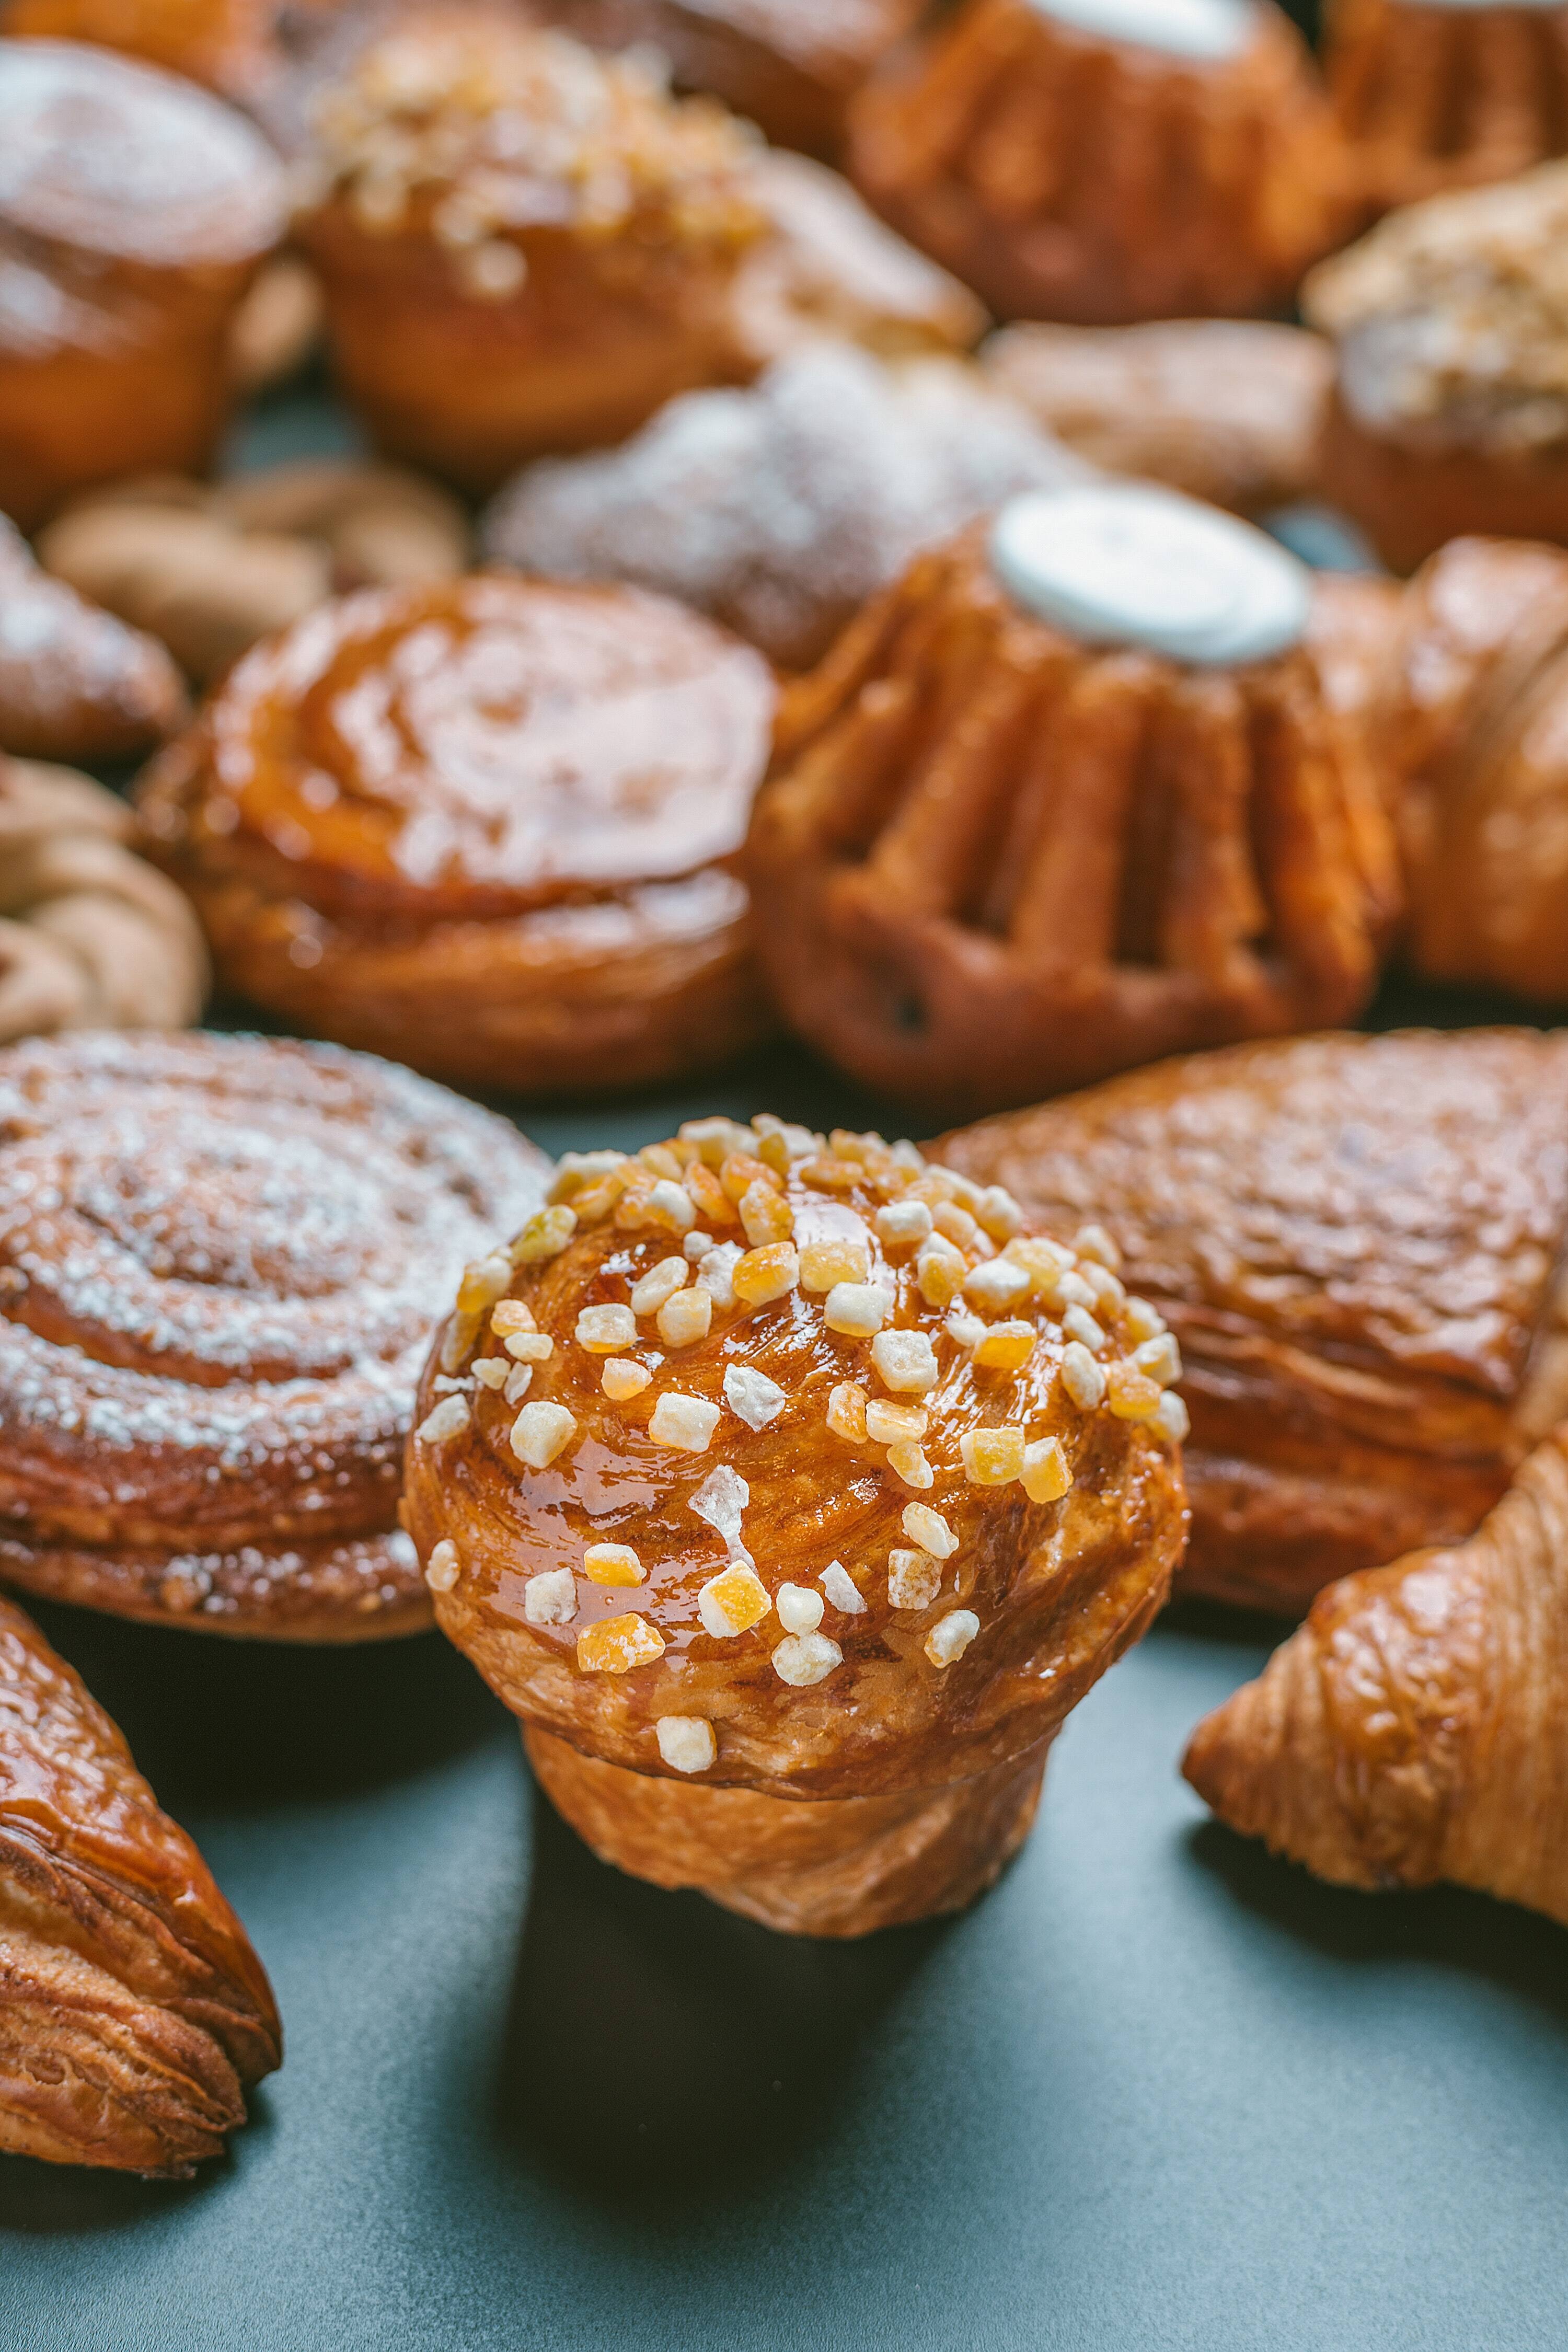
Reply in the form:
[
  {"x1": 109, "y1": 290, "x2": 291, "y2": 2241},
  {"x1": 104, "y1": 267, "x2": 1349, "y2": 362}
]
[
  {"x1": 989, "y1": 484, "x2": 1312, "y2": 667},
  {"x1": 1027, "y1": 0, "x2": 1256, "y2": 62}
]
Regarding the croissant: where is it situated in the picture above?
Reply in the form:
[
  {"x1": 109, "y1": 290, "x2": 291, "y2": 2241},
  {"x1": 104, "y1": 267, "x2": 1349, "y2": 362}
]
[
  {"x1": 0, "y1": 1594, "x2": 281, "y2": 2173},
  {"x1": 1378, "y1": 535, "x2": 1568, "y2": 1005},
  {"x1": 1183, "y1": 1422, "x2": 1568, "y2": 1927},
  {"x1": 939, "y1": 1026, "x2": 1568, "y2": 1614},
  {"x1": 0, "y1": 757, "x2": 208, "y2": 1046},
  {"x1": 0, "y1": 516, "x2": 187, "y2": 766}
]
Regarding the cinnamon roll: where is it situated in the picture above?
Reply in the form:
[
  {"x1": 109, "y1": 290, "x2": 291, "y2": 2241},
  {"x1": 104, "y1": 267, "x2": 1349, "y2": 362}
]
[
  {"x1": 0, "y1": 1031, "x2": 549, "y2": 1639},
  {"x1": 0, "y1": 1593, "x2": 281, "y2": 2172},
  {"x1": 136, "y1": 575, "x2": 777, "y2": 1093},
  {"x1": 746, "y1": 484, "x2": 1401, "y2": 1119},
  {"x1": 0, "y1": 38, "x2": 286, "y2": 533},
  {"x1": 404, "y1": 1117, "x2": 1187, "y2": 1936}
]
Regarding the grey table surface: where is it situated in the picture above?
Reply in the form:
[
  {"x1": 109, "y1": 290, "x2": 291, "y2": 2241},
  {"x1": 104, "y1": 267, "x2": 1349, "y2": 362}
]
[{"x1": 4, "y1": 371, "x2": 1566, "y2": 2347}]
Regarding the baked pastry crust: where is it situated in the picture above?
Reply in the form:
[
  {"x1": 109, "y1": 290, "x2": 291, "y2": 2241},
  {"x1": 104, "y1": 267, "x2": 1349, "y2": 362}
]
[
  {"x1": 0, "y1": 517, "x2": 187, "y2": 765},
  {"x1": 1184, "y1": 1421, "x2": 1568, "y2": 1927},
  {"x1": 1324, "y1": 0, "x2": 1568, "y2": 216},
  {"x1": 746, "y1": 524, "x2": 1400, "y2": 1117},
  {"x1": 0, "y1": 1030, "x2": 549, "y2": 1638},
  {"x1": 981, "y1": 321, "x2": 1334, "y2": 516},
  {"x1": 295, "y1": 15, "x2": 764, "y2": 492},
  {"x1": 846, "y1": 0, "x2": 1347, "y2": 326},
  {"x1": 2, "y1": 0, "x2": 279, "y2": 100},
  {"x1": 137, "y1": 574, "x2": 776, "y2": 1093},
  {"x1": 939, "y1": 1028, "x2": 1568, "y2": 1614},
  {"x1": 0, "y1": 39, "x2": 285, "y2": 533},
  {"x1": 1378, "y1": 536, "x2": 1568, "y2": 1002},
  {"x1": 0, "y1": 1593, "x2": 281, "y2": 2173},
  {"x1": 405, "y1": 1119, "x2": 1186, "y2": 1934}
]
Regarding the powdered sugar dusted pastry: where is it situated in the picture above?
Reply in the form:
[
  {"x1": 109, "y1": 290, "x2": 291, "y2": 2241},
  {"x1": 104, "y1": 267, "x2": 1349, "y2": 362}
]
[
  {"x1": 137, "y1": 575, "x2": 777, "y2": 1092},
  {"x1": 0, "y1": 1592, "x2": 281, "y2": 2172},
  {"x1": 0, "y1": 39, "x2": 285, "y2": 532},
  {"x1": 0, "y1": 518, "x2": 187, "y2": 765},
  {"x1": 294, "y1": 15, "x2": 765, "y2": 491},
  {"x1": 1307, "y1": 162, "x2": 1568, "y2": 568},
  {"x1": 847, "y1": 0, "x2": 1348, "y2": 326},
  {"x1": 746, "y1": 489, "x2": 1400, "y2": 1116},
  {"x1": 1324, "y1": 0, "x2": 1568, "y2": 216},
  {"x1": 405, "y1": 1118, "x2": 1187, "y2": 1936},
  {"x1": 0, "y1": 1031, "x2": 549, "y2": 1638},
  {"x1": 485, "y1": 344, "x2": 1090, "y2": 672}
]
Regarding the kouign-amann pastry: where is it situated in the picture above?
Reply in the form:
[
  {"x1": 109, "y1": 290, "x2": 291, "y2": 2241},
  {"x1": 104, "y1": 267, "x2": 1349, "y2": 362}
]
[
  {"x1": 939, "y1": 1028, "x2": 1568, "y2": 1614},
  {"x1": 136, "y1": 575, "x2": 776, "y2": 1091},
  {"x1": 1, "y1": 0, "x2": 280, "y2": 101},
  {"x1": 295, "y1": 17, "x2": 765, "y2": 492},
  {"x1": 1306, "y1": 162, "x2": 1568, "y2": 570},
  {"x1": 0, "y1": 1031, "x2": 549, "y2": 1638},
  {"x1": 747, "y1": 483, "x2": 1400, "y2": 1117},
  {"x1": 485, "y1": 343, "x2": 1090, "y2": 673},
  {"x1": 0, "y1": 516, "x2": 187, "y2": 764},
  {"x1": 1324, "y1": 0, "x2": 1568, "y2": 216},
  {"x1": 0, "y1": 39, "x2": 286, "y2": 534},
  {"x1": 0, "y1": 1594, "x2": 281, "y2": 2173},
  {"x1": 0, "y1": 757, "x2": 207, "y2": 1044},
  {"x1": 982, "y1": 321, "x2": 1334, "y2": 516},
  {"x1": 1184, "y1": 1422, "x2": 1568, "y2": 1929},
  {"x1": 404, "y1": 1119, "x2": 1187, "y2": 1937},
  {"x1": 1378, "y1": 535, "x2": 1568, "y2": 1003},
  {"x1": 847, "y1": 0, "x2": 1347, "y2": 326},
  {"x1": 39, "y1": 459, "x2": 470, "y2": 683},
  {"x1": 546, "y1": 0, "x2": 928, "y2": 158}
]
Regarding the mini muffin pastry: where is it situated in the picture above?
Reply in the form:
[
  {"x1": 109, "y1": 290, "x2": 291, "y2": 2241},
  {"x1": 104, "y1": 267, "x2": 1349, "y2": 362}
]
[
  {"x1": 0, "y1": 757, "x2": 208, "y2": 1044},
  {"x1": 982, "y1": 321, "x2": 1334, "y2": 516},
  {"x1": 1306, "y1": 163, "x2": 1568, "y2": 571},
  {"x1": 846, "y1": 0, "x2": 1348, "y2": 326},
  {"x1": 0, "y1": 39, "x2": 286, "y2": 534},
  {"x1": 940, "y1": 1028, "x2": 1568, "y2": 1613},
  {"x1": 0, "y1": 1594, "x2": 281, "y2": 2173},
  {"x1": 1375, "y1": 536, "x2": 1568, "y2": 1001},
  {"x1": 136, "y1": 575, "x2": 777, "y2": 1091},
  {"x1": 294, "y1": 16, "x2": 765, "y2": 493},
  {"x1": 0, "y1": 1031, "x2": 549, "y2": 1638},
  {"x1": 546, "y1": 0, "x2": 928, "y2": 158},
  {"x1": 1324, "y1": 0, "x2": 1568, "y2": 216},
  {"x1": 485, "y1": 344, "x2": 1089, "y2": 673},
  {"x1": 404, "y1": 1118, "x2": 1187, "y2": 1936},
  {"x1": 1184, "y1": 1422, "x2": 1568, "y2": 1928},
  {"x1": 747, "y1": 483, "x2": 1401, "y2": 1118},
  {"x1": 2, "y1": 0, "x2": 279, "y2": 101},
  {"x1": 0, "y1": 516, "x2": 187, "y2": 764}
]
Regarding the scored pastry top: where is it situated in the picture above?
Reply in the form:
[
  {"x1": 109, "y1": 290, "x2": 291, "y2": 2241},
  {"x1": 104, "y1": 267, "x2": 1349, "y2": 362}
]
[
  {"x1": 137, "y1": 575, "x2": 776, "y2": 919},
  {"x1": 405, "y1": 1117, "x2": 1188, "y2": 1801}
]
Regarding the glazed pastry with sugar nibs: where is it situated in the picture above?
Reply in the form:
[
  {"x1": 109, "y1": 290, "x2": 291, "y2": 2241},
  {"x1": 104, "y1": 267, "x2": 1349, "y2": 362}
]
[{"x1": 407, "y1": 1117, "x2": 1186, "y2": 1937}]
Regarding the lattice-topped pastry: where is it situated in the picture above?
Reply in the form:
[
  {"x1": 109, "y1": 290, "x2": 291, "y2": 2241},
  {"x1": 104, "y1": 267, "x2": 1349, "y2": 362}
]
[
  {"x1": 846, "y1": 0, "x2": 1348, "y2": 326},
  {"x1": 405, "y1": 1116, "x2": 1187, "y2": 1936},
  {"x1": 0, "y1": 1031, "x2": 549, "y2": 1638},
  {"x1": 746, "y1": 482, "x2": 1402, "y2": 1119},
  {"x1": 1324, "y1": 0, "x2": 1568, "y2": 216}
]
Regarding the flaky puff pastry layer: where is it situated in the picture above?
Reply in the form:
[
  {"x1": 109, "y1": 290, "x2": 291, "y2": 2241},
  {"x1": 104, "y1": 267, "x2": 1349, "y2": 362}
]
[
  {"x1": 406, "y1": 1120, "x2": 1186, "y2": 1933},
  {"x1": 847, "y1": 0, "x2": 1348, "y2": 327},
  {"x1": 746, "y1": 526, "x2": 1401, "y2": 1120},
  {"x1": 1184, "y1": 1421, "x2": 1568, "y2": 1927},
  {"x1": 940, "y1": 1028, "x2": 1568, "y2": 1614},
  {"x1": 0, "y1": 1596, "x2": 280, "y2": 2174}
]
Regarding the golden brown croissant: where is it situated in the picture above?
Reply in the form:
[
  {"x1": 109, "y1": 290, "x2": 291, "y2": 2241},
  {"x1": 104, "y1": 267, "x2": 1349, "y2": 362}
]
[
  {"x1": 0, "y1": 1594, "x2": 281, "y2": 2173},
  {"x1": 1183, "y1": 1422, "x2": 1568, "y2": 1926},
  {"x1": 405, "y1": 1116, "x2": 1187, "y2": 1936},
  {"x1": 1377, "y1": 535, "x2": 1568, "y2": 1005},
  {"x1": 939, "y1": 1027, "x2": 1568, "y2": 1615}
]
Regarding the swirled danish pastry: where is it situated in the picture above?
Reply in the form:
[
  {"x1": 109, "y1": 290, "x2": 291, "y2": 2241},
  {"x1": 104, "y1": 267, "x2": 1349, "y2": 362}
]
[{"x1": 0, "y1": 1032, "x2": 549, "y2": 1639}]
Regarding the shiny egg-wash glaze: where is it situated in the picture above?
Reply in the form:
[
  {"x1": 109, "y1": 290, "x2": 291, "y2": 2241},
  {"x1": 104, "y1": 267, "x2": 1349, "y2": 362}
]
[{"x1": 406, "y1": 1121, "x2": 1187, "y2": 1936}]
